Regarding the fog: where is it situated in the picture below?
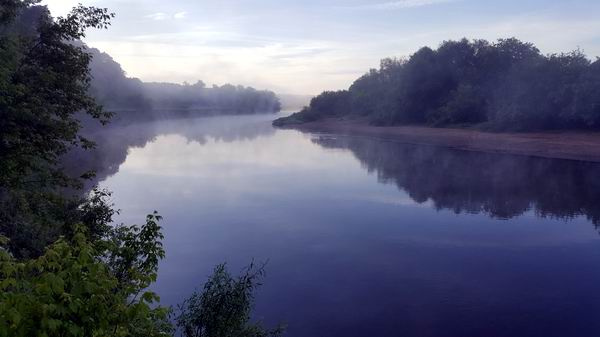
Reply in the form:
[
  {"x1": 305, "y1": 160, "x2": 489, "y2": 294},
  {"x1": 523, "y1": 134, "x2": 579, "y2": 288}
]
[
  {"x1": 63, "y1": 114, "x2": 278, "y2": 191},
  {"x1": 87, "y1": 47, "x2": 282, "y2": 120}
]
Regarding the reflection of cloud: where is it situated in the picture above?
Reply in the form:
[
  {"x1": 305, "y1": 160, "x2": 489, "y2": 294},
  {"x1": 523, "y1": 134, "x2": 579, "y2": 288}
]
[
  {"x1": 64, "y1": 114, "x2": 281, "y2": 190},
  {"x1": 122, "y1": 131, "x2": 343, "y2": 177}
]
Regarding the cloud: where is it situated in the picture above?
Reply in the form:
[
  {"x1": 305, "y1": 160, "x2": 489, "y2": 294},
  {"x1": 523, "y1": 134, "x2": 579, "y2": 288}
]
[
  {"x1": 173, "y1": 11, "x2": 187, "y2": 19},
  {"x1": 41, "y1": 0, "x2": 80, "y2": 16},
  {"x1": 145, "y1": 11, "x2": 188, "y2": 21},
  {"x1": 145, "y1": 12, "x2": 168, "y2": 21},
  {"x1": 352, "y1": 0, "x2": 458, "y2": 10},
  {"x1": 82, "y1": 0, "x2": 600, "y2": 95},
  {"x1": 270, "y1": 48, "x2": 332, "y2": 60}
]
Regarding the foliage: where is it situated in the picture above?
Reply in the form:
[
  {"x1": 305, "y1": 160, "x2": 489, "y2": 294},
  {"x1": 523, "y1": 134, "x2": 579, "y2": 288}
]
[
  {"x1": 0, "y1": 4, "x2": 174, "y2": 336},
  {"x1": 0, "y1": 1, "x2": 114, "y2": 189},
  {"x1": 0, "y1": 186, "x2": 119, "y2": 259},
  {"x1": 177, "y1": 262, "x2": 284, "y2": 337},
  {"x1": 0, "y1": 0, "x2": 35, "y2": 25},
  {"x1": 274, "y1": 38, "x2": 600, "y2": 131},
  {"x1": 0, "y1": 0, "x2": 115, "y2": 258},
  {"x1": 104, "y1": 212, "x2": 165, "y2": 297},
  {"x1": 0, "y1": 214, "x2": 172, "y2": 337}
]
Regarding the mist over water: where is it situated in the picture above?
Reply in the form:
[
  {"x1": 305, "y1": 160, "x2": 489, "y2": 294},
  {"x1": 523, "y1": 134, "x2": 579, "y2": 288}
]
[
  {"x1": 90, "y1": 114, "x2": 600, "y2": 337},
  {"x1": 9, "y1": 1, "x2": 600, "y2": 336}
]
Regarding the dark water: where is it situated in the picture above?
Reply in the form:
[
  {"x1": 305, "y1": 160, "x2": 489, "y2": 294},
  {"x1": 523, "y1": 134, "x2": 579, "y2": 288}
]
[{"x1": 95, "y1": 114, "x2": 600, "y2": 337}]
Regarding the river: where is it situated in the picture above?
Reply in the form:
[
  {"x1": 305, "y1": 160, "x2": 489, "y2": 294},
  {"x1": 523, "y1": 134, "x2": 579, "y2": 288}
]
[{"x1": 93, "y1": 113, "x2": 600, "y2": 337}]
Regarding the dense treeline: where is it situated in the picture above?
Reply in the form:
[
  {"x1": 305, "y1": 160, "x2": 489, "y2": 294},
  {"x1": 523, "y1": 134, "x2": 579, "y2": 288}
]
[
  {"x1": 0, "y1": 2, "x2": 280, "y2": 336},
  {"x1": 275, "y1": 38, "x2": 600, "y2": 131}
]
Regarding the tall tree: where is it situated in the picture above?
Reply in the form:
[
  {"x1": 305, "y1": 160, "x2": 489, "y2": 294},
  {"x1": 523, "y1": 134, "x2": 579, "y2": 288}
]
[
  {"x1": 0, "y1": 1, "x2": 114, "y2": 257},
  {"x1": 0, "y1": 0, "x2": 114, "y2": 189}
]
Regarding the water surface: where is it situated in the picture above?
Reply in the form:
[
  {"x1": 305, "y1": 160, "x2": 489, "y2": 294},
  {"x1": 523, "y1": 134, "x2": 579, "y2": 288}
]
[{"x1": 96, "y1": 114, "x2": 600, "y2": 337}]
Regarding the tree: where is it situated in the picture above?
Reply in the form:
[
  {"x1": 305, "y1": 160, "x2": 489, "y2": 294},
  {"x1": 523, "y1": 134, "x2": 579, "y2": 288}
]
[
  {"x1": 274, "y1": 38, "x2": 600, "y2": 132},
  {"x1": 177, "y1": 262, "x2": 284, "y2": 337},
  {"x1": 0, "y1": 213, "x2": 173, "y2": 337},
  {"x1": 575, "y1": 58, "x2": 600, "y2": 127},
  {"x1": 0, "y1": 1, "x2": 115, "y2": 258},
  {"x1": 0, "y1": 1, "x2": 114, "y2": 189}
]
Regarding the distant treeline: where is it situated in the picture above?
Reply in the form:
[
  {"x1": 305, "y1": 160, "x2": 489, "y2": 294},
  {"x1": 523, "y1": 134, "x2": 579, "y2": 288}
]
[
  {"x1": 89, "y1": 48, "x2": 282, "y2": 121},
  {"x1": 10, "y1": 5, "x2": 281, "y2": 123},
  {"x1": 276, "y1": 38, "x2": 600, "y2": 131}
]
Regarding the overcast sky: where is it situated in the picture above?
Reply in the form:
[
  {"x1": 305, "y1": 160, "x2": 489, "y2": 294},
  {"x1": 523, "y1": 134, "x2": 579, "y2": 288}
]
[{"x1": 42, "y1": 0, "x2": 600, "y2": 94}]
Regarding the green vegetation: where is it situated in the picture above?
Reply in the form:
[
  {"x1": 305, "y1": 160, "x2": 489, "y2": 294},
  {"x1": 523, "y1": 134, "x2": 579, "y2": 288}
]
[
  {"x1": 0, "y1": 1, "x2": 280, "y2": 336},
  {"x1": 177, "y1": 262, "x2": 284, "y2": 337},
  {"x1": 274, "y1": 38, "x2": 600, "y2": 131},
  {"x1": 0, "y1": 0, "x2": 114, "y2": 258},
  {"x1": 0, "y1": 215, "x2": 172, "y2": 337}
]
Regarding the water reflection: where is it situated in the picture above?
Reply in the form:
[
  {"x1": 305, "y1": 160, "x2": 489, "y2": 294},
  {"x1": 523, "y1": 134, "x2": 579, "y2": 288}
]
[
  {"x1": 68, "y1": 113, "x2": 600, "y2": 229},
  {"x1": 312, "y1": 135, "x2": 600, "y2": 225},
  {"x1": 62, "y1": 114, "x2": 276, "y2": 190}
]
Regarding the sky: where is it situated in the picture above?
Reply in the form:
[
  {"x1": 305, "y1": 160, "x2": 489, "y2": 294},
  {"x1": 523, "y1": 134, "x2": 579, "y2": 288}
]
[{"x1": 42, "y1": 0, "x2": 600, "y2": 95}]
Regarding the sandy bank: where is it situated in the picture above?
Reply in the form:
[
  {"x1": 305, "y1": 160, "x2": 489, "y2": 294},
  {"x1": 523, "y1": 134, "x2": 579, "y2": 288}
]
[{"x1": 282, "y1": 118, "x2": 600, "y2": 162}]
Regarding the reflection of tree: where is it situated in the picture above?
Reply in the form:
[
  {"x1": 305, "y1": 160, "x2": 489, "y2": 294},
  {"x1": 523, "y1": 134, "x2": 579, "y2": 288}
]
[
  {"x1": 313, "y1": 136, "x2": 600, "y2": 225},
  {"x1": 62, "y1": 115, "x2": 276, "y2": 190}
]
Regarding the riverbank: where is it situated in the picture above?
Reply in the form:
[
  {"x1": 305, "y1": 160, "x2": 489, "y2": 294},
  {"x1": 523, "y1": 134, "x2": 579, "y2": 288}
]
[{"x1": 278, "y1": 118, "x2": 600, "y2": 162}]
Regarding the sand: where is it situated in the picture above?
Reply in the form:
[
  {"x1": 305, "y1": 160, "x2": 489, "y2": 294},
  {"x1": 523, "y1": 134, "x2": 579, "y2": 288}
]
[{"x1": 283, "y1": 118, "x2": 600, "y2": 162}]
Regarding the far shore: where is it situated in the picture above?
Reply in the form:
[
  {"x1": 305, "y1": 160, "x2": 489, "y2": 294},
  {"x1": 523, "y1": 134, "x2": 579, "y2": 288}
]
[{"x1": 280, "y1": 118, "x2": 600, "y2": 162}]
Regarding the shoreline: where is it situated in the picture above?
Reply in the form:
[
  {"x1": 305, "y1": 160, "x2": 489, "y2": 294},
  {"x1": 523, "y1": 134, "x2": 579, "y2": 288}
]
[{"x1": 280, "y1": 118, "x2": 600, "y2": 162}]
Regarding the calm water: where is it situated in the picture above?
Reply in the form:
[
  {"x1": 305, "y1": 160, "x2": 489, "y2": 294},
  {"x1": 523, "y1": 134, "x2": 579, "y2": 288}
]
[{"x1": 95, "y1": 113, "x2": 600, "y2": 337}]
